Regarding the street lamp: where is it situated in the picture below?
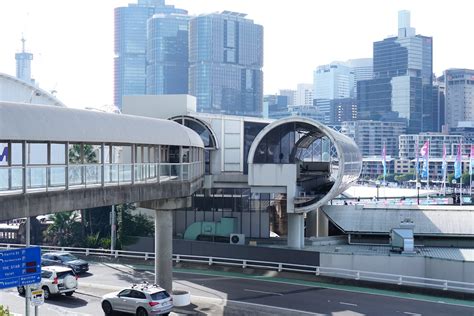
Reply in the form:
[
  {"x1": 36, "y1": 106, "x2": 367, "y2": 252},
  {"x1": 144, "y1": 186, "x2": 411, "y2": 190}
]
[
  {"x1": 416, "y1": 181, "x2": 421, "y2": 205},
  {"x1": 375, "y1": 180, "x2": 381, "y2": 201}
]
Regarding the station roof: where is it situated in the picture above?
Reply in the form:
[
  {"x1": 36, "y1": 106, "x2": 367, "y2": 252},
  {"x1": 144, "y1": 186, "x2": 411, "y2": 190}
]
[
  {"x1": 322, "y1": 204, "x2": 474, "y2": 237},
  {"x1": 0, "y1": 102, "x2": 204, "y2": 148}
]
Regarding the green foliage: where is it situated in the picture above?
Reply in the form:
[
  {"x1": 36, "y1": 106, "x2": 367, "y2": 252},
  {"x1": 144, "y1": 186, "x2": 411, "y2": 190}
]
[
  {"x1": 0, "y1": 305, "x2": 11, "y2": 316},
  {"x1": 68, "y1": 144, "x2": 98, "y2": 163},
  {"x1": 376, "y1": 173, "x2": 396, "y2": 182},
  {"x1": 394, "y1": 173, "x2": 415, "y2": 183},
  {"x1": 448, "y1": 173, "x2": 471, "y2": 186},
  {"x1": 44, "y1": 211, "x2": 84, "y2": 247},
  {"x1": 83, "y1": 206, "x2": 112, "y2": 237},
  {"x1": 117, "y1": 204, "x2": 154, "y2": 247}
]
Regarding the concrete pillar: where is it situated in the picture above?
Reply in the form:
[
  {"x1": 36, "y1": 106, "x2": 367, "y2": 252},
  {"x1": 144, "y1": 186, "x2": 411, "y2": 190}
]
[
  {"x1": 154, "y1": 209, "x2": 173, "y2": 293},
  {"x1": 317, "y1": 208, "x2": 329, "y2": 237},
  {"x1": 287, "y1": 213, "x2": 305, "y2": 249},
  {"x1": 305, "y1": 210, "x2": 317, "y2": 237}
]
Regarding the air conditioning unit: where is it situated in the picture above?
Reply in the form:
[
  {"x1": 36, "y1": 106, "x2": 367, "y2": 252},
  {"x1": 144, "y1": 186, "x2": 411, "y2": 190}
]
[{"x1": 230, "y1": 234, "x2": 245, "y2": 245}]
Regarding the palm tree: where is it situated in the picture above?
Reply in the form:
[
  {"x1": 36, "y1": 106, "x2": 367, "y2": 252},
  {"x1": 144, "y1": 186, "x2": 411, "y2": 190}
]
[{"x1": 44, "y1": 211, "x2": 83, "y2": 246}]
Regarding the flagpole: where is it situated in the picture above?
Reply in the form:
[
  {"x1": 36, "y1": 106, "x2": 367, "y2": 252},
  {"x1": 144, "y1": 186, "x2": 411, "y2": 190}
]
[
  {"x1": 461, "y1": 141, "x2": 463, "y2": 206},
  {"x1": 427, "y1": 140, "x2": 430, "y2": 190}
]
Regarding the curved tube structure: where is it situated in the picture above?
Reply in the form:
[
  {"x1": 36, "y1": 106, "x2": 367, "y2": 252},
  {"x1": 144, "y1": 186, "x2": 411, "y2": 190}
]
[{"x1": 247, "y1": 117, "x2": 362, "y2": 213}]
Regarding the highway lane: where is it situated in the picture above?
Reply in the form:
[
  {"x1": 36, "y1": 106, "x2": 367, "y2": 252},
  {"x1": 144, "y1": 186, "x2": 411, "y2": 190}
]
[{"x1": 0, "y1": 262, "x2": 473, "y2": 315}]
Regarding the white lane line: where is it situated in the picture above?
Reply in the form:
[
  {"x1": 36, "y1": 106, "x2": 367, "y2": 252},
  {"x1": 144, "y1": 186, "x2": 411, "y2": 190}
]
[
  {"x1": 339, "y1": 301, "x2": 358, "y2": 307},
  {"x1": 403, "y1": 312, "x2": 422, "y2": 316},
  {"x1": 244, "y1": 289, "x2": 284, "y2": 296}
]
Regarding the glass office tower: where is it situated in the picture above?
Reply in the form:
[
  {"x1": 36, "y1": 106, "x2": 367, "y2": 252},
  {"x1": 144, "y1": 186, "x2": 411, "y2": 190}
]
[
  {"x1": 146, "y1": 13, "x2": 189, "y2": 95},
  {"x1": 189, "y1": 11, "x2": 264, "y2": 116},
  {"x1": 114, "y1": 0, "x2": 187, "y2": 108},
  {"x1": 357, "y1": 11, "x2": 433, "y2": 133}
]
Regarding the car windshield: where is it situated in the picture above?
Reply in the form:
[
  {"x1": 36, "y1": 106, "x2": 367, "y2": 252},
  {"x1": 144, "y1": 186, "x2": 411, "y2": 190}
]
[
  {"x1": 59, "y1": 254, "x2": 78, "y2": 262},
  {"x1": 150, "y1": 291, "x2": 170, "y2": 300}
]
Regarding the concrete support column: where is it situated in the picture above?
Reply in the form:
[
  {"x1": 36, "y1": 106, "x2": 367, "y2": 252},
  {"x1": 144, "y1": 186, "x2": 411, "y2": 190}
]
[
  {"x1": 287, "y1": 213, "x2": 305, "y2": 249},
  {"x1": 154, "y1": 209, "x2": 173, "y2": 293},
  {"x1": 317, "y1": 208, "x2": 329, "y2": 237},
  {"x1": 305, "y1": 210, "x2": 317, "y2": 237}
]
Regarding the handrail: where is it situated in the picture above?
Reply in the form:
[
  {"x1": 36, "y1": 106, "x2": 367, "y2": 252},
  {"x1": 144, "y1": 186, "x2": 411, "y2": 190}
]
[
  {"x1": 0, "y1": 243, "x2": 472, "y2": 294},
  {"x1": 0, "y1": 161, "x2": 204, "y2": 194}
]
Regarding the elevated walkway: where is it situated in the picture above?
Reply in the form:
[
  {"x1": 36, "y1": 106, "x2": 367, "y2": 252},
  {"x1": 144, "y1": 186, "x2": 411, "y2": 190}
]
[{"x1": 0, "y1": 102, "x2": 205, "y2": 221}]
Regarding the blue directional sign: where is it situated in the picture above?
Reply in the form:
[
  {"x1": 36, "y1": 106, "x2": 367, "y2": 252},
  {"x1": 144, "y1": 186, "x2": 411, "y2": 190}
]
[{"x1": 0, "y1": 247, "x2": 41, "y2": 289}]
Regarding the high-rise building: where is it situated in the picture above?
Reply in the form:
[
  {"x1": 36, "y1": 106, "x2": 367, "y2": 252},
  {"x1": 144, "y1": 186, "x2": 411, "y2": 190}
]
[
  {"x1": 279, "y1": 89, "x2": 296, "y2": 106},
  {"x1": 295, "y1": 83, "x2": 313, "y2": 106},
  {"x1": 444, "y1": 69, "x2": 474, "y2": 130},
  {"x1": 189, "y1": 11, "x2": 263, "y2": 116},
  {"x1": 146, "y1": 13, "x2": 190, "y2": 95},
  {"x1": 432, "y1": 75, "x2": 445, "y2": 132},
  {"x1": 15, "y1": 37, "x2": 33, "y2": 84},
  {"x1": 114, "y1": 0, "x2": 187, "y2": 108},
  {"x1": 341, "y1": 120, "x2": 406, "y2": 157},
  {"x1": 313, "y1": 61, "x2": 355, "y2": 124},
  {"x1": 330, "y1": 98, "x2": 357, "y2": 124},
  {"x1": 346, "y1": 58, "x2": 373, "y2": 96},
  {"x1": 314, "y1": 62, "x2": 355, "y2": 100},
  {"x1": 357, "y1": 10, "x2": 433, "y2": 133}
]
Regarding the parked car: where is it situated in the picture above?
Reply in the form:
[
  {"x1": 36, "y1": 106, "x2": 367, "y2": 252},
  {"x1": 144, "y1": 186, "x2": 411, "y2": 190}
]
[
  {"x1": 42, "y1": 252, "x2": 89, "y2": 274},
  {"x1": 101, "y1": 282, "x2": 173, "y2": 316},
  {"x1": 17, "y1": 265, "x2": 78, "y2": 299}
]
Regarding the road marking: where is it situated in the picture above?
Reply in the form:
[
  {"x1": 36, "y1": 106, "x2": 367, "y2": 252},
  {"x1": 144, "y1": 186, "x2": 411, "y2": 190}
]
[
  {"x1": 174, "y1": 269, "x2": 474, "y2": 309},
  {"x1": 403, "y1": 312, "x2": 421, "y2": 316},
  {"x1": 340, "y1": 302, "x2": 358, "y2": 307},
  {"x1": 244, "y1": 289, "x2": 283, "y2": 296}
]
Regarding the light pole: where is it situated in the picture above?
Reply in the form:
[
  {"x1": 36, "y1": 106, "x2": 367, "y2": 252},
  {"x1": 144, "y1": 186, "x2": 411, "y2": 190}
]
[
  {"x1": 375, "y1": 180, "x2": 380, "y2": 201},
  {"x1": 416, "y1": 181, "x2": 421, "y2": 205}
]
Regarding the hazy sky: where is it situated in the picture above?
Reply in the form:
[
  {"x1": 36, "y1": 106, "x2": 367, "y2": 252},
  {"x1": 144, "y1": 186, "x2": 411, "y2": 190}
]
[{"x1": 1, "y1": 0, "x2": 473, "y2": 109}]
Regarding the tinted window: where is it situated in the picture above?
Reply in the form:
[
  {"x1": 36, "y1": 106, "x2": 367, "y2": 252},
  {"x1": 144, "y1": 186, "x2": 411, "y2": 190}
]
[
  {"x1": 131, "y1": 290, "x2": 146, "y2": 299},
  {"x1": 41, "y1": 271, "x2": 53, "y2": 278},
  {"x1": 118, "y1": 289, "x2": 132, "y2": 297},
  {"x1": 58, "y1": 254, "x2": 78, "y2": 262},
  {"x1": 150, "y1": 291, "x2": 170, "y2": 300},
  {"x1": 56, "y1": 270, "x2": 75, "y2": 279}
]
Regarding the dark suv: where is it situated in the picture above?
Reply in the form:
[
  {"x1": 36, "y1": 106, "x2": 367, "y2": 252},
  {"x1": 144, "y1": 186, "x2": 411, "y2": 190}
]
[{"x1": 42, "y1": 252, "x2": 89, "y2": 275}]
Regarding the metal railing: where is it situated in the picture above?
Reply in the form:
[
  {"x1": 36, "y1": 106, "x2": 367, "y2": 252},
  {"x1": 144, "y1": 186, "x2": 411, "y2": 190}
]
[
  {"x1": 0, "y1": 243, "x2": 472, "y2": 294},
  {"x1": 0, "y1": 161, "x2": 204, "y2": 194}
]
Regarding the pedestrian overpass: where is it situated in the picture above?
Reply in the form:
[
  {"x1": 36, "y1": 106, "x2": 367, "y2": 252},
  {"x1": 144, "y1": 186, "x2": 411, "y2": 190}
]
[{"x1": 0, "y1": 101, "x2": 205, "y2": 292}]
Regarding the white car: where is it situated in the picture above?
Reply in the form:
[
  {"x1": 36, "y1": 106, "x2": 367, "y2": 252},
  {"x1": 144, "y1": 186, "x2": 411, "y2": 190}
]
[
  {"x1": 17, "y1": 265, "x2": 78, "y2": 299},
  {"x1": 101, "y1": 282, "x2": 173, "y2": 316}
]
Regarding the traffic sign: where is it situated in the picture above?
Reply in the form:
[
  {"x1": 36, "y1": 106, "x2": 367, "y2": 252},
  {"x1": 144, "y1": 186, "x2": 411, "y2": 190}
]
[
  {"x1": 31, "y1": 289, "x2": 44, "y2": 306},
  {"x1": 0, "y1": 247, "x2": 41, "y2": 289}
]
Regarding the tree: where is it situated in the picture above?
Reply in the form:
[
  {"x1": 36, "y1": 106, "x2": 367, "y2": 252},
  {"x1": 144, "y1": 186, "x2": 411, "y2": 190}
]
[
  {"x1": 44, "y1": 211, "x2": 83, "y2": 247},
  {"x1": 117, "y1": 204, "x2": 154, "y2": 247},
  {"x1": 377, "y1": 173, "x2": 396, "y2": 182},
  {"x1": 394, "y1": 173, "x2": 414, "y2": 183}
]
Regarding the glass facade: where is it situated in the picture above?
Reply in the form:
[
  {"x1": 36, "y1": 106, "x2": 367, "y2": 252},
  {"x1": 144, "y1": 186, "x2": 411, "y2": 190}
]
[
  {"x1": 189, "y1": 12, "x2": 264, "y2": 117},
  {"x1": 357, "y1": 33, "x2": 433, "y2": 133},
  {"x1": 146, "y1": 13, "x2": 189, "y2": 95},
  {"x1": 114, "y1": 1, "x2": 187, "y2": 108}
]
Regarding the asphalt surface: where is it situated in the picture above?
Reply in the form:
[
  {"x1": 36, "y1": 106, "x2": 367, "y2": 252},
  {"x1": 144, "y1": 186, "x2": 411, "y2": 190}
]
[{"x1": 0, "y1": 262, "x2": 473, "y2": 315}]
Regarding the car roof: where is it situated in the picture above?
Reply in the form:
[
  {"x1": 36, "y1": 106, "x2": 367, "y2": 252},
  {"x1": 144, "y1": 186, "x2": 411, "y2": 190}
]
[
  {"x1": 129, "y1": 284, "x2": 166, "y2": 293},
  {"x1": 42, "y1": 252, "x2": 71, "y2": 256},
  {"x1": 42, "y1": 265, "x2": 73, "y2": 272}
]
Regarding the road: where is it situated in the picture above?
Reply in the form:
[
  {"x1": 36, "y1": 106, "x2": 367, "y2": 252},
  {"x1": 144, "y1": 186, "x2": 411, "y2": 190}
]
[{"x1": 0, "y1": 262, "x2": 473, "y2": 315}]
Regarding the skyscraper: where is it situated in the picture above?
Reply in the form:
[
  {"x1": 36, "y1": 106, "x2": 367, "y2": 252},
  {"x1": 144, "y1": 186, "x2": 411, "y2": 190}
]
[
  {"x1": 146, "y1": 13, "x2": 189, "y2": 95},
  {"x1": 313, "y1": 61, "x2": 355, "y2": 124},
  {"x1": 295, "y1": 83, "x2": 313, "y2": 106},
  {"x1": 444, "y1": 69, "x2": 474, "y2": 129},
  {"x1": 15, "y1": 36, "x2": 33, "y2": 84},
  {"x1": 114, "y1": 0, "x2": 187, "y2": 108},
  {"x1": 357, "y1": 10, "x2": 433, "y2": 133},
  {"x1": 189, "y1": 11, "x2": 264, "y2": 116}
]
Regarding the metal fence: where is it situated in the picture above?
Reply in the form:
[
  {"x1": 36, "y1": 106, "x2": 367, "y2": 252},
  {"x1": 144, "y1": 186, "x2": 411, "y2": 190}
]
[{"x1": 1, "y1": 243, "x2": 473, "y2": 294}]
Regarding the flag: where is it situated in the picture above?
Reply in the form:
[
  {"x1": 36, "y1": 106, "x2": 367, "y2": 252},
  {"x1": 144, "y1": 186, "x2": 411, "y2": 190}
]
[
  {"x1": 420, "y1": 141, "x2": 429, "y2": 179},
  {"x1": 470, "y1": 145, "x2": 474, "y2": 176},
  {"x1": 382, "y1": 144, "x2": 387, "y2": 177},
  {"x1": 455, "y1": 144, "x2": 462, "y2": 179}
]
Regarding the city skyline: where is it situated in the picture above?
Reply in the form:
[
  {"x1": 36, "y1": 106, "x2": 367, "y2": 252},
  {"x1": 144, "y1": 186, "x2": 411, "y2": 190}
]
[{"x1": 1, "y1": 0, "x2": 473, "y2": 108}]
